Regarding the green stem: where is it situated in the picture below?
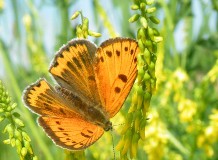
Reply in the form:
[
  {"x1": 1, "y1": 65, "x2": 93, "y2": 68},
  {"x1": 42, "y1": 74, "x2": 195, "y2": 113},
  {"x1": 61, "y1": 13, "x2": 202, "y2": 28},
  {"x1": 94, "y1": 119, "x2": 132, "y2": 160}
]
[{"x1": 167, "y1": 130, "x2": 190, "y2": 156}]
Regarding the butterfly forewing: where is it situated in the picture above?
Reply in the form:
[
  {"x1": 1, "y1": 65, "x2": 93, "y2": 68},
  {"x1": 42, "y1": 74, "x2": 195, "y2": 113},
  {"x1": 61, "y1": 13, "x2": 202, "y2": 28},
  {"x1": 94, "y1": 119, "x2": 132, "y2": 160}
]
[
  {"x1": 49, "y1": 39, "x2": 102, "y2": 105},
  {"x1": 23, "y1": 78, "x2": 78, "y2": 117},
  {"x1": 94, "y1": 38, "x2": 139, "y2": 118}
]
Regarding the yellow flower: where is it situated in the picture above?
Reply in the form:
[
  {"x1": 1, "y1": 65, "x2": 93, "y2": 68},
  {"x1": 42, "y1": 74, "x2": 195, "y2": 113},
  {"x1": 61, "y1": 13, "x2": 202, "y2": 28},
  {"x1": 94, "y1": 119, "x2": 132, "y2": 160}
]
[
  {"x1": 197, "y1": 109, "x2": 218, "y2": 157},
  {"x1": 144, "y1": 110, "x2": 168, "y2": 160},
  {"x1": 205, "y1": 145, "x2": 214, "y2": 157},
  {"x1": 178, "y1": 99, "x2": 197, "y2": 123}
]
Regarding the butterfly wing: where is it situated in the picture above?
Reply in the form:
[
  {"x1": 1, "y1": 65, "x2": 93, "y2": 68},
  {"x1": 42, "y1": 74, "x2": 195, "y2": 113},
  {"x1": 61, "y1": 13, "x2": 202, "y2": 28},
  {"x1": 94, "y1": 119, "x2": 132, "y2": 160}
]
[
  {"x1": 49, "y1": 39, "x2": 101, "y2": 105},
  {"x1": 38, "y1": 117, "x2": 104, "y2": 150},
  {"x1": 23, "y1": 79, "x2": 104, "y2": 150},
  {"x1": 94, "y1": 38, "x2": 139, "y2": 118},
  {"x1": 23, "y1": 78, "x2": 77, "y2": 117}
]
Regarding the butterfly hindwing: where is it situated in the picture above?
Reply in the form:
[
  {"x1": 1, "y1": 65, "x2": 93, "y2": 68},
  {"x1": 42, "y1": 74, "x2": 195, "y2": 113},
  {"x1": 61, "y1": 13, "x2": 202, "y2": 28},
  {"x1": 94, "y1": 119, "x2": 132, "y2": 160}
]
[
  {"x1": 49, "y1": 39, "x2": 102, "y2": 105},
  {"x1": 94, "y1": 38, "x2": 139, "y2": 118},
  {"x1": 38, "y1": 116, "x2": 104, "y2": 150},
  {"x1": 23, "y1": 78, "x2": 104, "y2": 150}
]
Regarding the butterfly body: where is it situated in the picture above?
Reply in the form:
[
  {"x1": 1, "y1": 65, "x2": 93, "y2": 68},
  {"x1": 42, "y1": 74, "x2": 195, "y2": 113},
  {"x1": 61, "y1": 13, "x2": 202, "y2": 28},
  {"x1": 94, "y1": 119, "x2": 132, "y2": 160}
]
[
  {"x1": 56, "y1": 86, "x2": 112, "y2": 131},
  {"x1": 23, "y1": 37, "x2": 139, "y2": 150}
]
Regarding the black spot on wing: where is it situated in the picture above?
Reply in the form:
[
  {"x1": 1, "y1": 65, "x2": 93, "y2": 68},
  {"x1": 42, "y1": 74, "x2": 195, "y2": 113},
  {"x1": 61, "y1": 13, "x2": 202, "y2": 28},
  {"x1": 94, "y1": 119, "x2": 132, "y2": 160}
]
[
  {"x1": 79, "y1": 142, "x2": 84, "y2": 146},
  {"x1": 81, "y1": 132, "x2": 91, "y2": 138},
  {"x1": 124, "y1": 47, "x2": 128, "y2": 51},
  {"x1": 115, "y1": 87, "x2": 121, "y2": 93},
  {"x1": 106, "y1": 51, "x2": 112, "y2": 57},
  {"x1": 100, "y1": 56, "x2": 104, "y2": 62},
  {"x1": 56, "y1": 121, "x2": 61, "y2": 125},
  {"x1": 118, "y1": 74, "x2": 127, "y2": 83},
  {"x1": 130, "y1": 49, "x2": 134, "y2": 55},
  {"x1": 58, "y1": 127, "x2": 64, "y2": 131},
  {"x1": 116, "y1": 50, "x2": 120, "y2": 56},
  {"x1": 87, "y1": 130, "x2": 94, "y2": 134},
  {"x1": 134, "y1": 57, "x2": 137, "y2": 63}
]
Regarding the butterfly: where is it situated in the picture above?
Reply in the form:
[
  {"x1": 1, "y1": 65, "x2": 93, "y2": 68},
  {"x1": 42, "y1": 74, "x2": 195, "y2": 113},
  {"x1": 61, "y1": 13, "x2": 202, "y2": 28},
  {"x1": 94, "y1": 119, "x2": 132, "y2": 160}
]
[{"x1": 23, "y1": 37, "x2": 139, "y2": 150}]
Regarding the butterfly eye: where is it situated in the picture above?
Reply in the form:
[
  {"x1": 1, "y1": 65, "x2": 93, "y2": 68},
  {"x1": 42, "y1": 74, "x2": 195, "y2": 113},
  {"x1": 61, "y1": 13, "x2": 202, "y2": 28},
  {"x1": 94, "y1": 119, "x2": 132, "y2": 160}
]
[{"x1": 104, "y1": 121, "x2": 112, "y2": 131}]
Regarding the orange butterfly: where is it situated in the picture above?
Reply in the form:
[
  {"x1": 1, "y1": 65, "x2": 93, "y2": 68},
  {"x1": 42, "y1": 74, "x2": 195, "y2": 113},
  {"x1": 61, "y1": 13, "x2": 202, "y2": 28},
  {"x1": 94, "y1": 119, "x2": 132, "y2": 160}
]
[{"x1": 23, "y1": 37, "x2": 139, "y2": 150}]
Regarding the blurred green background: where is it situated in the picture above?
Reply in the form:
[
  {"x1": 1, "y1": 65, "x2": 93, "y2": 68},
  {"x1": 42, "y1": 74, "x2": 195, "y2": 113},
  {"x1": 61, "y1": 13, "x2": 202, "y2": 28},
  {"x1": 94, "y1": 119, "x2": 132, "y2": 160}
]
[{"x1": 0, "y1": 0, "x2": 218, "y2": 160}]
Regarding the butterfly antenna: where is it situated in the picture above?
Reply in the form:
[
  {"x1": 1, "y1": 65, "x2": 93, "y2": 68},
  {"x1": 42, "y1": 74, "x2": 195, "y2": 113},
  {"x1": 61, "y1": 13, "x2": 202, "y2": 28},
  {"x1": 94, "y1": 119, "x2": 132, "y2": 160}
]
[
  {"x1": 113, "y1": 123, "x2": 125, "y2": 127},
  {"x1": 110, "y1": 130, "x2": 116, "y2": 160}
]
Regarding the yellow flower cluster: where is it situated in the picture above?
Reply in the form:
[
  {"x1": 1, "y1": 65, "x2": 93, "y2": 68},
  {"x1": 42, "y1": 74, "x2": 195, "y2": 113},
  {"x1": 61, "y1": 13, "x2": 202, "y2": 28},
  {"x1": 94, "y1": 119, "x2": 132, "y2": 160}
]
[
  {"x1": 178, "y1": 99, "x2": 197, "y2": 123},
  {"x1": 197, "y1": 109, "x2": 218, "y2": 157},
  {"x1": 144, "y1": 111, "x2": 168, "y2": 160}
]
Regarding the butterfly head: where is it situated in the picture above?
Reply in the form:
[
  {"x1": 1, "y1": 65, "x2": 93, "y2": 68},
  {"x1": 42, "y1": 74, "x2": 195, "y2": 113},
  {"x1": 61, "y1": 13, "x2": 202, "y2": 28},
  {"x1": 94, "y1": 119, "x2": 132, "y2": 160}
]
[
  {"x1": 87, "y1": 106, "x2": 112, "y2": 131},
  {"x1": 104, "y1": 121, "x2": 112, "y2": 131}
]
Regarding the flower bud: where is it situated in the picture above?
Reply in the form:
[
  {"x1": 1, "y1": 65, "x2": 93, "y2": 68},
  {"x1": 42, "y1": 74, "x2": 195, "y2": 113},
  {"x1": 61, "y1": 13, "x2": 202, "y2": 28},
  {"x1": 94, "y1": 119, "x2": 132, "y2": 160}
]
[
  {"x1": 149, "y1": 16, "x2": 160, "y2": 24},
  {"x1": 71, "y1": 11, "x2": 80, "y2": 20},
  {"x1": 116, "y1": 136, "x2": 125, "y2": 151},
  {"x1": 15, "y1": 130, "x2": 22, "y2": 142},
  {"x1": 146, "y1": 7, "x2": 156, "y2": 13},
  {"x1": 21, "y1": 147, "x2": 28, "y2": 157},
  {"x1": 3, "y1": 139, "x2": 10, "y2": 144},
  {"x1": 131, "y1": 4, "x2": 139, "y2": 10},
  {"x1": 146, "y1": 0, "x2": 154, "y2": 5},
  {"x1": 129, "y1": 14, "x2": 140, "y2": 23},
  {"x1": 140, "y1": 17, "x2": 148, "y2": 28},
  {"x1": 88, "y1": 30, "x2": 101, "y2": 37},
  {"x1": 22, "y1": 131, "x2": 31, "y2": 142},
  {"x1": 14, "y1": 118, "x2": 24, "y2": 127},
  {"x1": 130, "y1": 132, "x2": 140, "y2": 158},
  {"x1": 121, "y1": 129, "x2": 132, "y2": 155}
]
